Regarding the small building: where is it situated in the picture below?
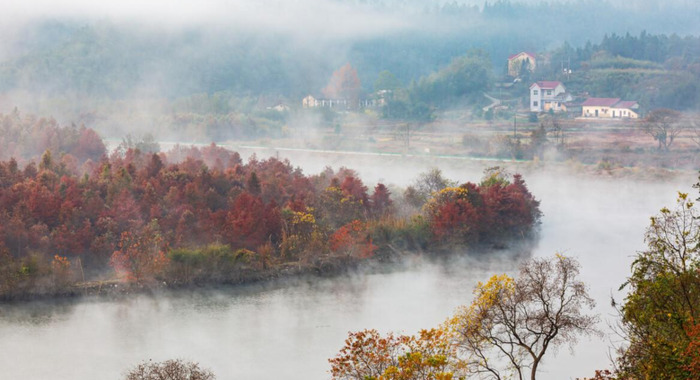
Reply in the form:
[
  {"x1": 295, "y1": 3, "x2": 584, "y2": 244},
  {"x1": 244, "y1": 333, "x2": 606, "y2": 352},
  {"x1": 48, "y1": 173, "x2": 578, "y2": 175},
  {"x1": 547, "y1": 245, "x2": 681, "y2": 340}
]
[
  {"x1": 581, "y1": 98, "x2": 639, "y2": 119},
  {"x1": 530, "y1": 81, "x2": 571, "y2": 113},
  {"x1": 508, "y1": 52, "x2": 536, "y2": 78},
  {"x1": 302, "y1": 95, "x2": 318, "y2": 108},
  {"x1": 302, "y1": 95, "x2": 350, "y2": 109},
  {"x1": 267, "y1": 103, "x2": 290, "y2": 112},
  {"x1": 302, "y1": 94, "x2": 378, "y2": 110}
]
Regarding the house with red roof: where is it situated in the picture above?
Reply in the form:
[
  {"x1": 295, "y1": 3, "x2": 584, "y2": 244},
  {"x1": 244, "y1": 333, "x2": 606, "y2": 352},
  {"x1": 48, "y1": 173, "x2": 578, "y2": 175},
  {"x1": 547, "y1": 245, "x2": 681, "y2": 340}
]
[
  {"x1": 581, "y1": 98, "x2": 639, "y2": 119},
  {"x1": 530, "y1": 81, "x2": 571, "y2": 113},
  {"x1": 508, "y1": 52, "x2": 536, "y2": 77}
]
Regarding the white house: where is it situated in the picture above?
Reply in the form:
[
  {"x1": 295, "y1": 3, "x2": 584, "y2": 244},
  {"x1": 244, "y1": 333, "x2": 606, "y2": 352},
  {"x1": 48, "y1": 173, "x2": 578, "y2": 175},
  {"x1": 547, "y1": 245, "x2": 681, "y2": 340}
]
[
  {"x1": 529, "y1": 81, "x2": 571, "y2": 113},
  {"x1": 302, "y1": 95, "x2": 318, "y2": 108},
  {"x1": 581, "y1": 98, "x2": 639, "y2": 119}
]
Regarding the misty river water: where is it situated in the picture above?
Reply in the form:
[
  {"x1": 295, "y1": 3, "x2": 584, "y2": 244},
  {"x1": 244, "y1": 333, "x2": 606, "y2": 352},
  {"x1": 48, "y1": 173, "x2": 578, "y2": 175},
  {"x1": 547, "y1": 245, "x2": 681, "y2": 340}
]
[{"x1": 0, "y1": 150, "x2": 696, "y2": 380}]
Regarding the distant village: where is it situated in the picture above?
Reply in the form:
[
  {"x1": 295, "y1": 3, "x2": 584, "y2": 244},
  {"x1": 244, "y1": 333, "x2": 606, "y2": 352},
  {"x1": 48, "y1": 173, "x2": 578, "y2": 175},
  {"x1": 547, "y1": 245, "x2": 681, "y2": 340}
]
[
  {"x1": 512, "y1": 52, "x2": 639, "y2": 120},
  {"x1": 503, "y1": 51, "x2": 639, "y2": 119},
  {"x1": 299, "y1": 50, "x2": 641, "y2": 121}
]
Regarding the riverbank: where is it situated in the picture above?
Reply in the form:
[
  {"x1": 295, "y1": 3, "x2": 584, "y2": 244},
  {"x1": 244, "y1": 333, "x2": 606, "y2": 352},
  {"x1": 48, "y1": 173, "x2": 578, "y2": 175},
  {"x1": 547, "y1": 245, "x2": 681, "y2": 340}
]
[{"x1": 0, "y1": 237, "x2": 536, "y2": 303}]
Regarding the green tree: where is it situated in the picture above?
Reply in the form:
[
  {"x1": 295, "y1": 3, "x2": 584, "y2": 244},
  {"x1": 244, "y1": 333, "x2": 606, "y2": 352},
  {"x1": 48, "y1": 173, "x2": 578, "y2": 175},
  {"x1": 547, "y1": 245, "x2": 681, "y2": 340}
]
[
  {"x1": 374, "y1": 70, "x2": 403, "y2": 92},
  {"x1": 616, "y1": 192, "x2": 700, "y2": 379}
]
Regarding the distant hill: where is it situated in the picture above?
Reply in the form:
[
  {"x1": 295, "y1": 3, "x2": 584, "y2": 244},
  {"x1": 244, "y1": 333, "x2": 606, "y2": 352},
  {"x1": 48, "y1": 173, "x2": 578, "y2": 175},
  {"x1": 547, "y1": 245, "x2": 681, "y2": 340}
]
[{"x1": 1, "y1": 1, "x2": 699, "y2": 103}]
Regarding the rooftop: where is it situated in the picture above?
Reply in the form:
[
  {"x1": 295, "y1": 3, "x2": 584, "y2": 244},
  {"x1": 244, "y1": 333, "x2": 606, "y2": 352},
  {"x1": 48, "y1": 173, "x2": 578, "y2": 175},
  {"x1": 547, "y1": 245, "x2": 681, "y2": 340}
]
[
  {"x1": 530, "y1": 81, "x2": 563, "y2": 89},
  {"x1": 581, "y1": 97, "x2": 621, "y2": 107},
  {"x1": 614, "y1": 100, "x2": 639, "y2": 109},
  {"x1": 508, "y1": 51, "x2": 536, "y2": 60}
]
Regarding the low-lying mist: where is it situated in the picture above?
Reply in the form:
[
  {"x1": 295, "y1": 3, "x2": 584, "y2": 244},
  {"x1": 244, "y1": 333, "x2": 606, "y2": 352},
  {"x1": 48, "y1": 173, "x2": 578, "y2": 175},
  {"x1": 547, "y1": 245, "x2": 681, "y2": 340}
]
[{"x1": 0, "y1": 148, "x2": 696, "y2": 379}]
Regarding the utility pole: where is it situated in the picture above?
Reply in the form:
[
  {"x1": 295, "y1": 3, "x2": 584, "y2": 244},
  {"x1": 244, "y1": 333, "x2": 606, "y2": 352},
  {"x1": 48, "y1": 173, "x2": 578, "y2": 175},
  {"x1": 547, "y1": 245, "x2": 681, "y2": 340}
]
[
  {"x1": 405, "y1": 123, "x2": 410, "y2": 152},
  {"x1": 561, "y1": 57, "x2": 572, "y2": 80},
  {"x1": 513, "y1": 113, "x2": 517, "y2": 138}
]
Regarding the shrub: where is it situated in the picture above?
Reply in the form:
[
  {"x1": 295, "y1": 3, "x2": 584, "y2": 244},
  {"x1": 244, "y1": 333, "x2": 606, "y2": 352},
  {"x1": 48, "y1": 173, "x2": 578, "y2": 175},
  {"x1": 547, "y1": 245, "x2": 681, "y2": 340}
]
[{"x1": 124, "y1": 359, "x2": 215, "y2": 380}]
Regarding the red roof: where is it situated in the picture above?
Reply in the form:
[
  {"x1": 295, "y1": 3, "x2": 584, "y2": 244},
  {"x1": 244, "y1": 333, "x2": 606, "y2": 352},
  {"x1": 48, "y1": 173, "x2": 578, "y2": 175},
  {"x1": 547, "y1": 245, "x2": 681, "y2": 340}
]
[
  {"x1": 530, "y1": 81, "x2": 562, "y2": 89},
  {"x1": 508, "y1": 51, "x2": 536, "y2": 60},
  {"x1": 581, "y1": 97, "x2": 621, "y2": 107},
  {"x1": 614, "y1": 101, "x2": 638, "y2": 109}
]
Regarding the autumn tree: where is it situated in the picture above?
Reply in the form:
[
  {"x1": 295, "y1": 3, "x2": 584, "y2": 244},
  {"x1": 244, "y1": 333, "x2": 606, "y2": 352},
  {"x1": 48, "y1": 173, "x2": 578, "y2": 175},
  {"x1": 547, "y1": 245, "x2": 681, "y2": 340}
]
[
  {"x1": 424, "y1": 169, "x2": 540, "y2": 244},
  {"x1": 686, "y1": 323, "x2": 700, "y2": 377},
  {"x1": 424, "y1": 186, "x2": 481, "y2": 243},
  {"x1": 370, "y1": 183, "x2": 394, "y2": 218},
  {"x1": 110, "y1": 220, "x2": 169, "y2": 284},
  {"x1": 480, "y1": 173, "x2": 541, "y2": 240},
  {"x1": 279, "y1": 207, "x2": 325, "y2": 262},
  {"x1": 445, "y1": 255, "x2": 599, "y2": 380},
  {"x1": 329, "y1": 220, "x2": 376, "y2": 259},
  {"x1": 329, "y1": 328, "x2": 460, "y2": 380},
  {"x1": 323, "y1": 63, "x2": 362, "y2": 104},
  {"x1": 73, "y1": 126, "x2": 106, "y2": 162},
  {"x1": 225, "y1": 192, "x2": 281, "y2": 250},
  {"x1": 124, "y1": 359, "x2": 215, "y2": 380},
  {"x1": 642, "y1": 108, "x2": 685, "y2": 151},
  {"x1": 615, "y1": 192, "x2": 700, "y2": 379},
  {"x1": 330, "y1": 329, "x2": 403, "y2": 380},
  {"x1": 317, "y1": 184, "x2": 366, "y2": 229}
]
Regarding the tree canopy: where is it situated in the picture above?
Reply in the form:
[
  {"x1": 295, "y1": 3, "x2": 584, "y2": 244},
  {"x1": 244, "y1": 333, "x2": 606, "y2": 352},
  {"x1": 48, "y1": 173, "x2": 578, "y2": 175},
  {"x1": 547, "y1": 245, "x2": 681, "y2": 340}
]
[{"x1": 615, "y1": 191, "x2": 700, "y2": 379}]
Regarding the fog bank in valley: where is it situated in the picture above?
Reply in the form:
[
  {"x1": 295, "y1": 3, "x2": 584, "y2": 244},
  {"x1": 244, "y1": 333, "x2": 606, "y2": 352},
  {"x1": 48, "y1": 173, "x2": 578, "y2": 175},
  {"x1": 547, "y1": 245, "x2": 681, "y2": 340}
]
[{"x1": 0, "y1": 151, "x2": 695, "y2": 379}]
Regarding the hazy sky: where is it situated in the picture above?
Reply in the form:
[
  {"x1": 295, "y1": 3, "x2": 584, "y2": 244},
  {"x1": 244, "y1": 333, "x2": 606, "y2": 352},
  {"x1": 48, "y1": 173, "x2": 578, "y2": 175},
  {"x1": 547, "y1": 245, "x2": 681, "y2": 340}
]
[{"x1": 4, "y1": 0, "x2": 411, "y2": 37}]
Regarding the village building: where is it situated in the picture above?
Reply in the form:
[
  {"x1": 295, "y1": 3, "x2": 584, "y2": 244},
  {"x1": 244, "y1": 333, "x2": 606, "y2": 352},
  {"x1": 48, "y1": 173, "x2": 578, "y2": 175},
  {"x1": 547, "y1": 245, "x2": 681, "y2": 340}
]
[
  {"x1": 529, "y1": 81, "x2": 571, "y2": 113},
  {"x1": 267, "y1": 103, "x2": 290, "y2": 112},
  {"x1": 508, "y1": 52, "x2": 536, "y2": 77},
  {"x1": 302, "y1": 95, "x2": 351, "y2": 109},
  {"x1": 302, "y1": 94, "x2": 379, "y2": 109},
  {"x1": 302, "y1": 95, "x2": 318, "y2": 108},
  {"x1": 581, "y1": 98, "x2": 639, "y2": 119}
]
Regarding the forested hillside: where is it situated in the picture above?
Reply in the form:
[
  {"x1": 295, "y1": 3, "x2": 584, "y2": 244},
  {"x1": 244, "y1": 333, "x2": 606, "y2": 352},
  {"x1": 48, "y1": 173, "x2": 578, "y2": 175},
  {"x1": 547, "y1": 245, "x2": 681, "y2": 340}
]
[{"x1": 2, "y1": 1, "x2": 699, "y2": 101}]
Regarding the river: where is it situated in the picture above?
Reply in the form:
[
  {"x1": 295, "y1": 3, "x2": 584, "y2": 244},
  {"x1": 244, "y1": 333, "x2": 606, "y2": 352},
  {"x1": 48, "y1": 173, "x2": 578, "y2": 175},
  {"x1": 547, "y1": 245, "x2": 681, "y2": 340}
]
[{"x1": 0, "y1": 149, "x2": 696, "y2": 379}]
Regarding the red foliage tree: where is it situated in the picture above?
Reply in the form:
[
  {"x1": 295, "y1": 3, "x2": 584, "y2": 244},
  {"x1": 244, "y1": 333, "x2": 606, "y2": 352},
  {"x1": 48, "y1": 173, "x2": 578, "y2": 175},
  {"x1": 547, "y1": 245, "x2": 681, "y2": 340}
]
[
  {"x1": 480, "y1": 174, "x2": 541, "y2": 239},
  {"x1": 329, "y1": 220, "x2": 376, "y2": 259},
  {"x1": 72, "y1": 127, "x2": 106, "y2": 162},
  {"x1": 685, "y1": 321, "x2": 700, "y2": 376},
  {"x1": 322, "y1": 63, "x2": 362, "y2": 104},
  {"x1": 226, "y1": 192, "x2": 281, "y2": 250},
  {"x1": 370, "y1": 183, "x2": 393, "y2": 218},
  {"x1": 341, "y1": 175, "x2": 369, "y2": 206},
  {"x1": 425, "y1": 186, "x2": 482, "y2": 243},
  {"x1": 109, "y1": 221, "x2": 169, "y2": 284}
]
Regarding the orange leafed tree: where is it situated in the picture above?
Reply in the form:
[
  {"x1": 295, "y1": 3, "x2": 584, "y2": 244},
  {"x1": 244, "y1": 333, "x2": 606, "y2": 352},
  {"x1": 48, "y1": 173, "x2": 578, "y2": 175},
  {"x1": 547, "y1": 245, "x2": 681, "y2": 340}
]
[
  {"x1": 110, "y1": 220, "x2": 169, "y2": 284},
  {"x1": 329, "y1": 328, "x2": 459, "y2": 380},
  {"x1": 685, "y1": 322, "x2": 700, "y2": 376},
  {"x1": 322, "y1": 63, "x2": 362, "y2": 103},
  {"x1": 329, "y1": 220, "x2": 376, "y2": 259}
]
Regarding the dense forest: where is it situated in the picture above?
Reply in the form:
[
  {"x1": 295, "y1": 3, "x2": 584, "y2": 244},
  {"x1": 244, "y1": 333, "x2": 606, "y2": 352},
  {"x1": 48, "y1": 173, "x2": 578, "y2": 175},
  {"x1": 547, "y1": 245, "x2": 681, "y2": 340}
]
[{"x1": 0, "y1": 114, "x2": 541, "y2": 298}]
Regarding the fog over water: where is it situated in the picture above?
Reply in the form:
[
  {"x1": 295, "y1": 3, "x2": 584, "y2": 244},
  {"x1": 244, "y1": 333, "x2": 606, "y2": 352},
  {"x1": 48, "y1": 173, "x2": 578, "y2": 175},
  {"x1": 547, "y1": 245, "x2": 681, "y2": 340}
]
[{"x1": 0, "y1": 151, "x2": 695, "y2": 380}]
